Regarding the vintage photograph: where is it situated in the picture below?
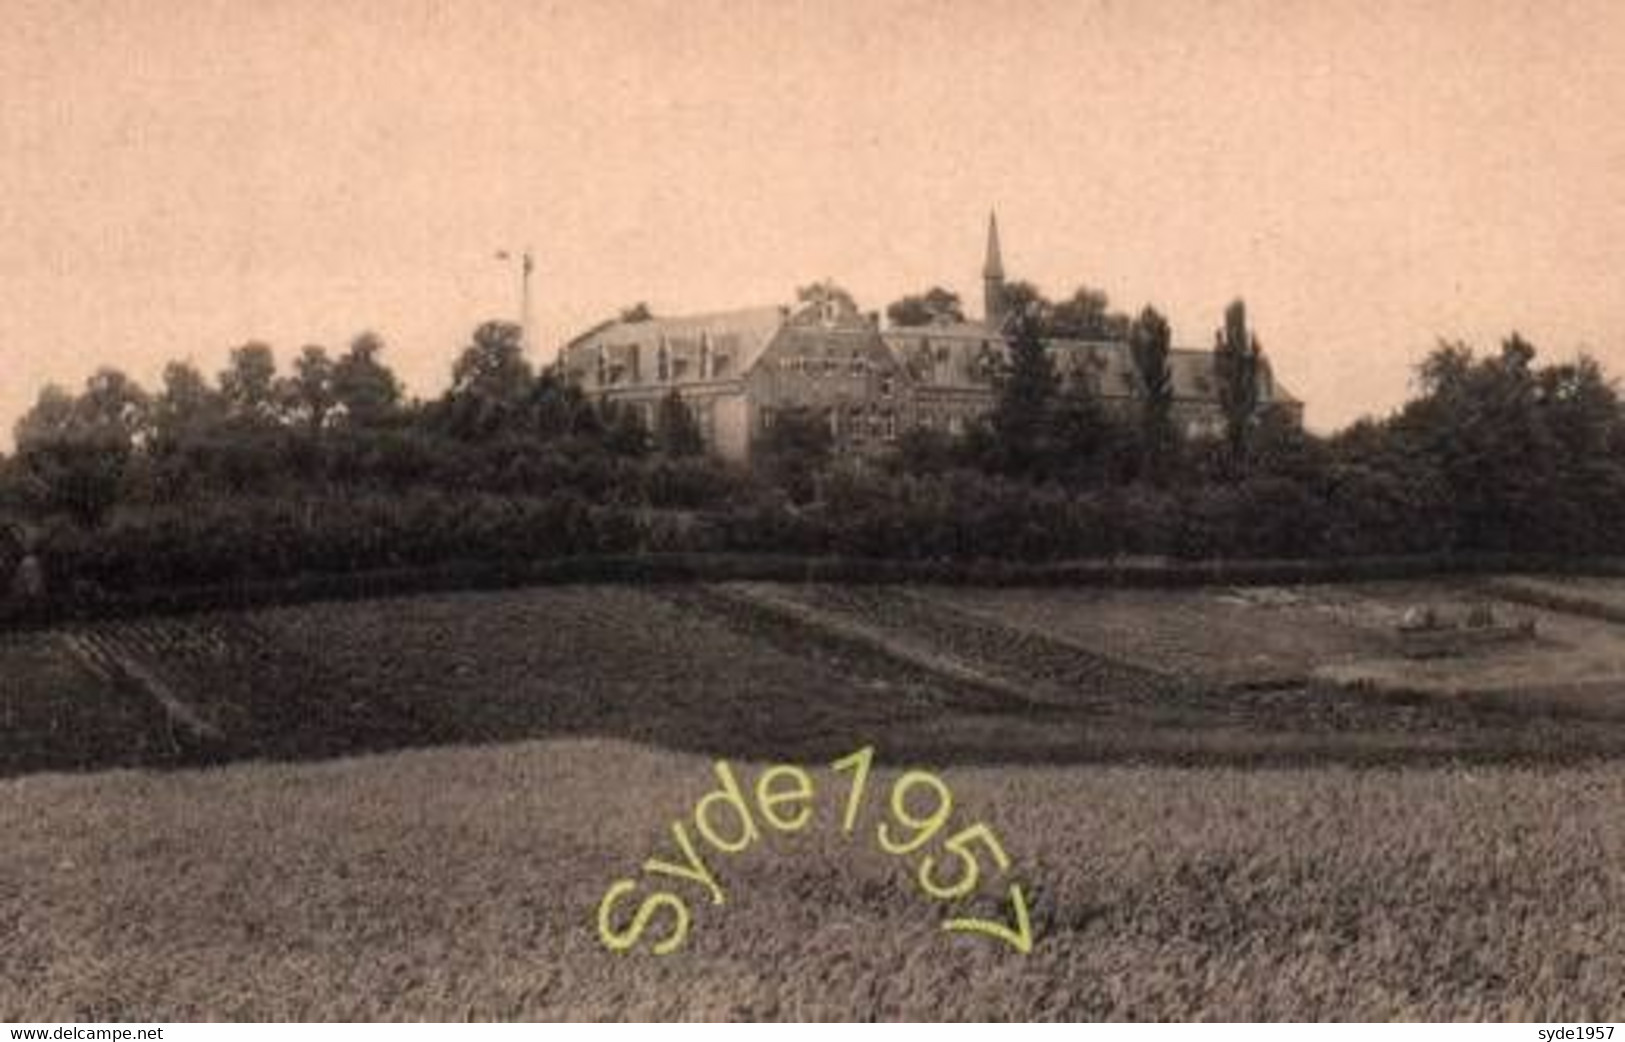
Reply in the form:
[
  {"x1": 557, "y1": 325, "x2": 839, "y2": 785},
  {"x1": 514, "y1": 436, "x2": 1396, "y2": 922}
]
[{"x1": 3, "y1": 0, "x2": 1624, "y2": 1024}]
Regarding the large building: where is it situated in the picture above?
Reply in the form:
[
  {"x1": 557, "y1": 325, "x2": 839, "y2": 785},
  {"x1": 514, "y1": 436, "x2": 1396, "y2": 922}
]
[{"x1": 557, "y1": 216, "x2": 1301, "y2": 461}]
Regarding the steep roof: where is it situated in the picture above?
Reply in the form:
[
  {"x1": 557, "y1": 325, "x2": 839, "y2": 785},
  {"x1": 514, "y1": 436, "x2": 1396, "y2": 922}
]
[
  {"x1": 562, "y1": 305, "x2": 787, "y2": 375},
  {"x1": 1078, "y1": 342, "x2": 1300, "y2": 405}
]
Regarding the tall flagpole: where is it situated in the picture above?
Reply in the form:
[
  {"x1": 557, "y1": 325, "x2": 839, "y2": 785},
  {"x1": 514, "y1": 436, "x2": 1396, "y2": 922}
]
[{"x1": 520, "y1": 248, "x2": 534, "y2": 352}]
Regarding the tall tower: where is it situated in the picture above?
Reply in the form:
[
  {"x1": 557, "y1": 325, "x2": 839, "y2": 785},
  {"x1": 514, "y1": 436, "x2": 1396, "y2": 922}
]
[{"x1": 982, "y1": 210, "x2": 1006, "y2": 329}]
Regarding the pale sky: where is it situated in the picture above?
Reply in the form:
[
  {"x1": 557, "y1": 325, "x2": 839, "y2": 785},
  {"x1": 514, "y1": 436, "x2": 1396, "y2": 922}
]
[{"x1": 3, "y1": 0, "x2": 1624, "y2": 445}]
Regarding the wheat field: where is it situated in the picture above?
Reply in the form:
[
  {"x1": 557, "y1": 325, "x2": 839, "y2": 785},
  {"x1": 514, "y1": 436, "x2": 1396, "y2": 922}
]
[{"x1": 3, "y1": 738, "x2": 1623, "y2": 1020}]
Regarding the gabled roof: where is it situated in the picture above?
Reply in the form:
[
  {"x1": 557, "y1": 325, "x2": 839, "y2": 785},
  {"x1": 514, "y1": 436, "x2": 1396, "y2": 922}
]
[
  {"x1": 1051, "y1": 340, "x2": 1298, "y2": 405},
  {"x1": 562, "y1": 305, "x2": 787, "y2": 374}
]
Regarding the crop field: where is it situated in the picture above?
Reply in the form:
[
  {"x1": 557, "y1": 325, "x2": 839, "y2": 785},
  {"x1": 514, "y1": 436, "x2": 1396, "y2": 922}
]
[
  {"x1": 3, "y1": 738, "x2": 1624, "y2": 1020},
  {"x1": 6, "y1": 577, "x2": 1625, "y2": 1018},
  {"x1": 8, "y1": 578, "x2": 1625, "y2": 777}
]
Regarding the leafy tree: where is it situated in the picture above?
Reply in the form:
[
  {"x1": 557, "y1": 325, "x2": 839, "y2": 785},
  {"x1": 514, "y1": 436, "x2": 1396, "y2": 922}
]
[
  {"x1": 886, "y1": 287, "x2": 965, "y2": 327},
  {"x1": 1050, "y1": 285, "x2": 1131, "y2": 341},
  {"x1": 12, "y1": 384, "x2": 78, "y2": 448},
  {"x1": 602, "y1": 401, "x2": 651, "y2": 458},
  {"x1": 529, "y1": 367, "x2": 597, "y2": 439},
  {"x1": 219, "y1": 342, "x2": 280, "y2": 420},
  {"x1": 654, "y1": 389, "x2": 705, "y2": 457},
  {"x1": 987, "y1": 306, "x2": 1058, "y2": 475},
  {"x1": 754, "y1": 405, "x2": 832, "y2": 503},
  {"x1": 1389, "y1": 332, "x2": 1618, "y2": 552},
  {"x1": 444, "y1": 321, "x2": 535, "y2": 439},
  {"x1": 78, "y1": 368, "x2": 152, "y2": 444},
  {"x1": 1214, "y1": 299, "x2": 1262, "y2": 467},
  {"x1": 1048, "y1": 371, "x2": 1111, "y2": 484},
  {"x1": 796, "y1": 282, "x2": 859, "y2": 309},
  {"x1": 279, "y1": 345, "x2": 336, "y2": 432},
  {"x1": 12, "y1": 373, "x2": 148, "y2": 527},
  {"x1": 994, "y1": 280, "x2": 1052, "y2": 333},
  {"x1": 1128, "y1": 305, "x2": 1175, "y2": 481},
  {"x1": 331, "y1": 332, "x2": 403, "y2": 427},
  {"x1": 151, "y1": 361, "x2": 225, "y2": 444}
]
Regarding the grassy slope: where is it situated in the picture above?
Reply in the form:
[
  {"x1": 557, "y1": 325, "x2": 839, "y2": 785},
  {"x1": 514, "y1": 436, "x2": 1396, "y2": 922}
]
[{"x1": 3, "y1": 739, "x2": 1623, "y2": 1020}]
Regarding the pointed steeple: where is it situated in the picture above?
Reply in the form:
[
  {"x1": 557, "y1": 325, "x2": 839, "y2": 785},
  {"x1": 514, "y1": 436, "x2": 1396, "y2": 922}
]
[
  {"x1": 982, "y1": 209, "x2": 1007, "y2": 329},
  {"x1": 983, "y1": 210, "x2": 1005, "y2": 280}
]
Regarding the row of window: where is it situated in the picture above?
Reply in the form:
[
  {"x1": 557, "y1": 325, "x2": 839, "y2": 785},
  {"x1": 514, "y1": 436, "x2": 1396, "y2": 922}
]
[
  {"x1": 594, "y1": 351, "x2": 733, "y2": 387},
  {"x1": 773, "y1": 353, "x2": 886, "y2": 378},
  {"x1": 773, "y1": 355, "x2": 897, "y2": 395}
]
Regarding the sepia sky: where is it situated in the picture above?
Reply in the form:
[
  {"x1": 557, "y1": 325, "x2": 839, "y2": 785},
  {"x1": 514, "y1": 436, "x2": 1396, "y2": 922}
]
[{"x1": 3, "y1": 0, "x2": 1623, "y2": 443}]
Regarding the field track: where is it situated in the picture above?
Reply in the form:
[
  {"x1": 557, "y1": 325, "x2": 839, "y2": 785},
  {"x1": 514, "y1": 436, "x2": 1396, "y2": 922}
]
[{"x1": 8, "y1": 580, "x2": 1625, "y2": 777}]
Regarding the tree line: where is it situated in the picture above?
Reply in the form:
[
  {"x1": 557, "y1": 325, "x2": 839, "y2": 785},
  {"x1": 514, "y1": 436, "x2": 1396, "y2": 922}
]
[{"x1": 3, "y1": 292, "x2": 1624, "y2": 605}]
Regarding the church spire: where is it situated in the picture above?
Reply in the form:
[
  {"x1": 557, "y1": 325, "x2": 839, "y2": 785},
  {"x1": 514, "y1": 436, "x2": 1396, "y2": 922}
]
[
  {"x1": 982, "y1": 209, "x2": 1007, "y2": 328},
  {"x1": 983, "y1": 210, "x2": 1004, "y2": 279}
]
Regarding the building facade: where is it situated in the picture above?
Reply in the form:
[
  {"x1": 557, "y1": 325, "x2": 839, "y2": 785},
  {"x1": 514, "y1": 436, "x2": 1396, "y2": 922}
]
[{"x1": 557, "y1": 216, "x2": 1302, "y2": 461}]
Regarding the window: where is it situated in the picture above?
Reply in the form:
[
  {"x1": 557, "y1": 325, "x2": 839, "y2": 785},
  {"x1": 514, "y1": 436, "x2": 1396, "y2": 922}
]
[
  {"x1": 672, "y1": 357, "x2": 689, "y2": 381},
  {"x1": 656, "y1": 341, "x2": 670, "y2": 382},
  {"x1": 880, "y1": 374, "x2": 894, "y2": 398},
  {"x1": 699, "y1": 335, "x2": 711, "y2": 379},
  {"x1": 881, "y1": 410, "x2": 897, "y2": 442},
  {"x1": 760, "y1": 407, "x2": 776, "y2": 431},
  {"x1": 712, "y1": 355, "x2": 731, "y2": 378}
]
